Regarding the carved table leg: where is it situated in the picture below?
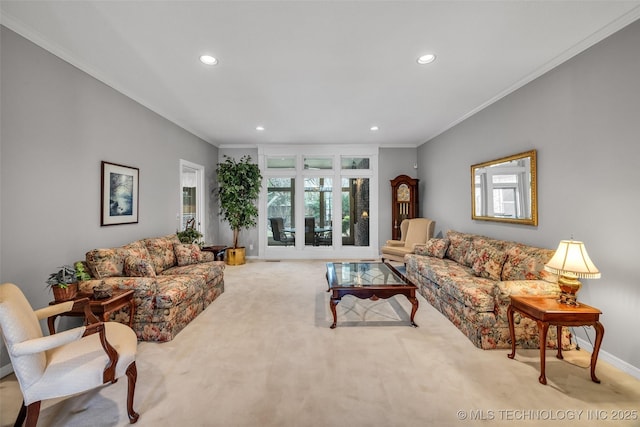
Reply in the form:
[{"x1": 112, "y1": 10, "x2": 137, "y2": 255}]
[
  {"x1": 538, "y1": 320, "x2": 550, "y2": 385},
  {"x1": 591, "y1": 321, "x2": 605, "y2": 383},
  {"x1": 47, "y1": 315, "x2": 58, "y2": 335},
  {"x1": 128, "y1": 299, "x2": 135, "y2": 328},
  {"x1": 507, "y1": 305, "x2": 516, "y2": 359},
  {"x1": 329, "y1": 297, "x2": 338, "y2": 329},
  {"x1": 408, "y1": 295, "x2": 419, "y2": 327},
  {"x1": 556, "y1": 325, "x2": 564, "y2": 360}
]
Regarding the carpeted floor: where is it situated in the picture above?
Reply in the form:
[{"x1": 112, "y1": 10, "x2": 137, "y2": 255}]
[{"x1": 2, "y1": 260, "x2": 639, "y2": 427}]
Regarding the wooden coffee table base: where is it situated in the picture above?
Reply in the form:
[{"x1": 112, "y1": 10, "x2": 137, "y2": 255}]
[
  {"x1": 329, "y1": 289, "x2": 419, "y2": 329},
  {"x1": 507, "y1": 296, "x2": 604, "y2": 385}
]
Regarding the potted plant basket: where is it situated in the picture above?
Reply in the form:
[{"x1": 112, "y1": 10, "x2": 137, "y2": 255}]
[
  {"x1": 216, "y1": 155, "x2": 262, "y2": 265},
  {"x1": 46, "y1": 262, "x2": 91, "y2": 302}
]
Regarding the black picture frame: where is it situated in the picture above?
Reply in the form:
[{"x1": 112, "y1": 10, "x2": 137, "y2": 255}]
[{"x1": 101, "y1": 161, "x2": 139, "y2": 226}]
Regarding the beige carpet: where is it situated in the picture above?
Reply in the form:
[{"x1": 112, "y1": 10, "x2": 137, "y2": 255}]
[{"x1": 2, "y1": 260, "x2": 640, "y2": 427}]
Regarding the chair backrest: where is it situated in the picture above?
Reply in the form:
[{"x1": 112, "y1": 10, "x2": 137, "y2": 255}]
[
  {"x1": 0, "y1": 283, "x2": 47, "y2": 390},
  {"x1": 304, "y1": 217, "x2": 315, "y2": 245},
  {"x1": 270, "y1": 218, "x2": 285, "y2": 242},
  {"x1": 402, "y1": 218, "x2": 435, "y2": 248}
]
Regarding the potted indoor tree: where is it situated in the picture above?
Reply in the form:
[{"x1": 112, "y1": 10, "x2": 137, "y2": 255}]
[{"x1": 216, "y1": 155, "x2": 262, "y2": 265}]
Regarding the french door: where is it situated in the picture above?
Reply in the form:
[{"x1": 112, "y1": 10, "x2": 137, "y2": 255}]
[{"x1": 259, "y1": 146, "x2": 378, "y2": 260}]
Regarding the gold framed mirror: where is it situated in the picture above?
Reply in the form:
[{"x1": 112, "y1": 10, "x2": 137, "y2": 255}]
[{"x1": 471, "y1": 150, "x2": 537, "y2": 226}]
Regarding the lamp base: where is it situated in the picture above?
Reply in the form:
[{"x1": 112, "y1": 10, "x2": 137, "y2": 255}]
[{"x1": 557, "y1": 275, "x2": 582, "y2": 306}]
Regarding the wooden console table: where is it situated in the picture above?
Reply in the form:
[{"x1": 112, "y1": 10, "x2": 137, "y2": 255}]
[
  {"x1": 507, "y1": 296, "x2": 604, "y2": 385},
  {"x1": 48, "y1": 289, "x2": 135, "y2": 334}
]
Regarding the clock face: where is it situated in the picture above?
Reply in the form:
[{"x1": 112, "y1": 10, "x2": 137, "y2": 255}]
[{"x1": 397, "y1": 184, "x2": 410, "y2": 202}]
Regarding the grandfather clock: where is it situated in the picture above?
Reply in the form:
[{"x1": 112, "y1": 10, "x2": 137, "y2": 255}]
[{"x1": 390, "y1": 175, "x2": 419, "y2": 240}]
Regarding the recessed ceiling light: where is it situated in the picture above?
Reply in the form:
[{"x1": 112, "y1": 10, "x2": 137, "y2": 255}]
[
  {"x1": 370, "y1": 126, "x2": 379, "y2": 131},
  {"x1": 256, "y1": 126, "x2": 265, "y2": 131},
  {"x1": 199, "y1": 55, "x2": 218, "y2": 65},
  {"x1": 417, "y1": 54, "x2": 436, "y2": 65}
]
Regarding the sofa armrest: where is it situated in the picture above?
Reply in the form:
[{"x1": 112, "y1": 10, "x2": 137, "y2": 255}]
[
  {"x1": 79, "y1": 277, "x2": 159, "y2": 297},
  {"x1": 495, "y1": 280, "x2": 561, "y2": 302},
  {"x1": 200, "y1": 251, "x2": 216, "y2": 262},
  {"x1": 385, "y1": 240, "x2": 405, "y2": 247}
]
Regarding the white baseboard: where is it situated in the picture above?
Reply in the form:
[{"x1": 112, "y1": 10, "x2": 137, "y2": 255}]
[
  {"x1": 1, "y1": 362, "x2": 14, "y2": 379},
  {"x1": 575, "y1": 337, "x2": 640, "y2": 380}
]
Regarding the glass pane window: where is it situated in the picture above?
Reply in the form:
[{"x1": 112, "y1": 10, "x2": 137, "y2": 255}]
[
  {"x1": 341, "y1": 178, "x2": 370, "y2": 246},
  {"x1": 341, "y1": 157, "x2": 370, "y2": 170},
  {"x1": 303, "y1": 157, "x2": 333, "y2": 170},
  {"x1": 266, "y1": 156, "x2": 296, "y2": 169},
  {"x1": 267, "y1": 178, "x2": 295, "y2": 246},
  {"x1": 304, "y1": 177, "x2": 333, "y2": 246}
]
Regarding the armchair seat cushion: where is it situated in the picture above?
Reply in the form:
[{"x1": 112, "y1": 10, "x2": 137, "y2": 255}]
[{"x1": 379, "y1": 245, "x2": 413, "y2": 258}]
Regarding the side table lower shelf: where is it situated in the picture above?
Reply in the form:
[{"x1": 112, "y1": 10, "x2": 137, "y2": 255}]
[{"x1": 48, "y1": 289, "x2": 135, "y2": 334}]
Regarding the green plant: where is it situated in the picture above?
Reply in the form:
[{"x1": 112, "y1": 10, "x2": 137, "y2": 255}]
[
  {"x1": 216, "y1": 155, "x2": 262, "y2": 249},
  {"x1": 74, "y1": 261, "x2": 92, "y2": 281},
  {"x1": 46, "y1": 263, "x2": 91, "y2": 289},
  {"x1": 177, "y1": 227, "x2": 203, "y2": 244},
  {"x1": 46, "y1": 265, "x2": 76, "y2": 289}
]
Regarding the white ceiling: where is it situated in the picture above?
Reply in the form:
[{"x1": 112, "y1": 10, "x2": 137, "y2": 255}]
[{"x1": 2, "y1": 1, "x2": 640, "y2": 148}]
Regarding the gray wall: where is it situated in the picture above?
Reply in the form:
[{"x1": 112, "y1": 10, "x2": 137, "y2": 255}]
[
  {"x1": 378, "y1": 148, "x2": 419, "y2": 246},
  {"x1": 418, "y1": 20, "x2": 640, "y2": 372},
  {"x1": 0, "y1": 27, "x2": 219, "y2": 370}
]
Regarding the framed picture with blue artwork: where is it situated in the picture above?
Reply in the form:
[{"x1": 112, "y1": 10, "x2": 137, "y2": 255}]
[{"x1": 101, "y1": 161, "x2": 139, "y2": 226}]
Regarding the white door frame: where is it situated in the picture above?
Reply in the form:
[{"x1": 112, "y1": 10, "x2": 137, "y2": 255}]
[{"x1": 179, "y1": 160, "x2": 205, "y2": 239}]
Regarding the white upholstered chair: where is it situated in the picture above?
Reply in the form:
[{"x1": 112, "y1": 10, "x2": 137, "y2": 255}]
[
  {"x1": 0, "y1": 282, "x2": 139, "y2": 426},
  {"x1": 381, "y1": 218, "x2": 435, "y2": 263}
]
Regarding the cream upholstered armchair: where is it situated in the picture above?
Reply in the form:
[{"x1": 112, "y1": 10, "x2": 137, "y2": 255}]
[
  {"x1": 0, "y1": 283, "x2": 139, "y2": 426},
  {"x1": 381, "y1": 218, "x2": 435, "y2": 263}
]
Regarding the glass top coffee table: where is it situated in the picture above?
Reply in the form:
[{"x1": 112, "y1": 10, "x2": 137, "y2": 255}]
[{"x1": 325, "y1": 262, "x2": 419, "y2": 329}]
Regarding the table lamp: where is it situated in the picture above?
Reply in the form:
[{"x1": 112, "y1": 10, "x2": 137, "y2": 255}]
[{"x1": 544, "y1": 239, "x2": 600, "y2": 306}]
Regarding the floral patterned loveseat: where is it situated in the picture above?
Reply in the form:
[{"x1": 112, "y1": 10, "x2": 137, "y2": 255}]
[
  {"x1": 405, "y1": 230, "x2": 570, "y2": 350},
  {"x1": 78, "y1": 234, "x2": 225, "y2": 342}
]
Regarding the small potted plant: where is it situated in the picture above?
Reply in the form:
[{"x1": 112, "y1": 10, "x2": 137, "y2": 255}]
[
  {"x1": 46, "y1": 262, "x2": 91, "y2": 302},
  {"x1": 176, "y1": 227, "x2": 204, "y2": 244}
]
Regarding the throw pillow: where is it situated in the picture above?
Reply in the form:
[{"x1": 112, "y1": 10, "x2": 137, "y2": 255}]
[
  {"x1": 445, "y1": 231, "x2": 472, "y2": 264},
  {"x1": 471, "y1": 246, "x2": 507, "y2": 281},
  {"x1": 85, "y1": 248, "x2": 127, "y2": 279},
  {"x1": 123, "y1": 255, "x2": 156, "y2": 278},
  {"x1": 144, "y1": 237, "x2": 177, "y2": 273},
  {"x1": 173, "y1": 243, "x2": 202, "y2": 266},
  {"x1": 416, "y1": 238, "x2": 450, "y2": 258}
]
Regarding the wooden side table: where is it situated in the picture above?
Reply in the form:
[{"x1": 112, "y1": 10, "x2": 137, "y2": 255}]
[
  {"x1": 48, "y1": 289, "x2": 135, "y2": 334},
  {"x1": 201, "y1": 245, "x2": 228, "y2": 261},
  {"x1": 507, "y1": 296, "x2": 604, "y2": 385}
]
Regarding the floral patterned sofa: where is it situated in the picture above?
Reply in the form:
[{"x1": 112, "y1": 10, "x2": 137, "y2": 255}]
[
  {"x1": 405, "y1": 230, "x2": 570, "y2": 350},
  {"x1": 78, "y1": 234, "x2": 225, "y2": 342}
]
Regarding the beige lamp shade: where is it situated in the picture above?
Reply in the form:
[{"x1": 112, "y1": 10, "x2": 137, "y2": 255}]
[{"x1": 544, "y1": 240, "x2": 601, "y2": 278}]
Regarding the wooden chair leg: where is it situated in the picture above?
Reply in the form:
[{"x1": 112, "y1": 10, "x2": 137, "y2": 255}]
[
  {"x1": 13, "y1": 401, "x2": 26, "y2": 427},
  {"x1": 126, "y1": 362, "x2": 140, "y2": 423},
  {"x1": 15, "y1": 401, "x2": 40, "y2": 427}
]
